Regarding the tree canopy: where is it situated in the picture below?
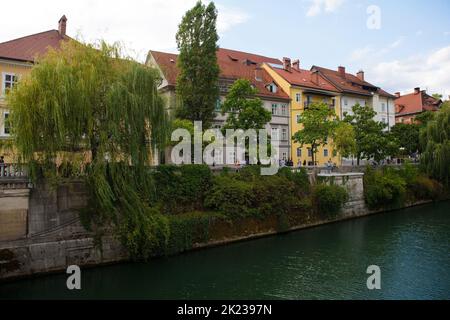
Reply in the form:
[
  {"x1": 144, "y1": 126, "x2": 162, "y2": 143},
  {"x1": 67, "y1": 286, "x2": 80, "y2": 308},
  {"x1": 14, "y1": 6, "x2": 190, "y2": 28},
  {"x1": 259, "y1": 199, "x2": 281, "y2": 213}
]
[
  {"x1": 7, "y1": 39, "x2": 170, "y2": 259},
  {"x1": 343, "y1": 104, "x2": 395, "y2": 164},
  {"x1": 175, "y1": 0, "x2": 220, "y2": 129},
  {"x1": 420, "y1": 104, "x2": 450, "y2": 186},
  {"x1": 390, "y1": 123, "x2": 420, "y2": 155},
  {"x1": 293, "y1": 102, "x2": 338, "y2": 165},
  {"x1": 221, "y1": 79, "x2": 271, "y2": 130}
]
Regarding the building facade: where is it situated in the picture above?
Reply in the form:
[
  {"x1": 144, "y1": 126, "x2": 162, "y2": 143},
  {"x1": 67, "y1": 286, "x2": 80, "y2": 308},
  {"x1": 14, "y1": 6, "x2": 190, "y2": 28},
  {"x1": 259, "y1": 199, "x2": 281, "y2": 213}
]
[
  {"x1": 395, "y1": 87, "x2": 442, "y2": 124},
  {"x1": 147, "y1": 48, "x2": 292, "y2": 164},
  {"x1": 311, "y1": 66, "x2": 396, "y2": 131},
  {"x1": 262, "y1": 58, "x2": 341, "y2": 166}
]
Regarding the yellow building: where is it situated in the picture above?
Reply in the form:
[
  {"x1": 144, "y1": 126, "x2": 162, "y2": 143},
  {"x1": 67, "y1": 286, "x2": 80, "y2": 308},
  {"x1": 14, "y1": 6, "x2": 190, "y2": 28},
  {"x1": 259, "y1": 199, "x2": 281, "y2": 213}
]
[
  {"x1": 262, "y1": 58, "x2": 341, "y2": 166},
  {"x1": 0, "y1": 16, "x2": 69, "y2": 162}
]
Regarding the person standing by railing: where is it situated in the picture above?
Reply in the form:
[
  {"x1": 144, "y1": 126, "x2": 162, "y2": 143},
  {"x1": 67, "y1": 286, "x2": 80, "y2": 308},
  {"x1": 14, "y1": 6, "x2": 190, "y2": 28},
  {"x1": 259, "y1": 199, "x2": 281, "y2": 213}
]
[{"x1": 0, "y1": 156, "x2": 5, "y2": 177}]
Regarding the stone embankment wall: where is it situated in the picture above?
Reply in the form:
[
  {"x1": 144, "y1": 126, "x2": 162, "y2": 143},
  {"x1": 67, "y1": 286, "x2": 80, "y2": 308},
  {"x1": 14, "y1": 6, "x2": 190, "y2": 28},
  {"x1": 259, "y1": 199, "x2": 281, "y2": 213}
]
[
  {"x1": 0, "y1": 172, "x2": 429, "y2": 281},
  {"x1": 0, "y1": 181, "x2": 128, "y2": 281}
]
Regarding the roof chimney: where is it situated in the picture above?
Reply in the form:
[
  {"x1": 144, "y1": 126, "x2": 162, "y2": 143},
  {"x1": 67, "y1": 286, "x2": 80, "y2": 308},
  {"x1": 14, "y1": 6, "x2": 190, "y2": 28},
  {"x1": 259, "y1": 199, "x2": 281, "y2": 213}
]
[
  {"x1": 414, "y1": 87, "x2": 421, "y2": 94},
  {"x1": 356, "y1": 70, "x2": 364, "y2": 81},
  {"x1": 58, "y1": 15, "x2": 67, "y2": 37},
  {"x1": 292, "y1": 59, "x2": 300, "y2": 71},
  {"x1": 311, "y1": 70, "x2": 319, "y2": 85},
  {"x1": 395, "y1": 92, "x2": 401, "y2": 98},
  {"x1": 338, "y1": 66, "x2": 346, "y2": 78},
  {"x1": 283, "y1": 57, "x2": 292, "y2": 72}
]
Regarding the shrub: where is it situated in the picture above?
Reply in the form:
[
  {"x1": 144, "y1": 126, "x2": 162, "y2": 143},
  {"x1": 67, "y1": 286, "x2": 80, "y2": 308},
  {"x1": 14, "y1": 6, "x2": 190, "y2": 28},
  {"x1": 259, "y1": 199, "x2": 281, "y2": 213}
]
[
  {"x1": 153, "y1": 165, "x2": 213, "y2": 214},
  {"x1": 204, "y1": 175, "x2": 255, "y2": 218},
  {"x1": 364, "y1": 167, "x2": 406, "y2": 209},
  {"x1": 312, "y1": 184, "x2": 349, "y2": 218},
  {"x1": 205, "y1": 171, "x2": 308, "y2": 218},
  {"x1": 409, "y1": 175, "x2": 444, "y2": 201},
  {"x1": 277, "y1": 167, "x2": 310, "y2": 194},
  {"x1": 165, "y1": 212, "x2": 223, "y2": 255}
]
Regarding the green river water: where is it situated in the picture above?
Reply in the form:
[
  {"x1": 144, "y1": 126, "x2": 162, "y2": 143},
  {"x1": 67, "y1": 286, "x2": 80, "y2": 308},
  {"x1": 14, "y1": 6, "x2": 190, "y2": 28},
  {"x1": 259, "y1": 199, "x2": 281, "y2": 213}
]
[{"x1": 1, "y1": 202, "x2": 449, "y2": 300}]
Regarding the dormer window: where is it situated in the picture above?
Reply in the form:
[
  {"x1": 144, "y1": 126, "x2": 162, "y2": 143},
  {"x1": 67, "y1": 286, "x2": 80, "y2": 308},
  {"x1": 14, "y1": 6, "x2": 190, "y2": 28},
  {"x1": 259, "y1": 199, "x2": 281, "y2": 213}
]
[{"x1": 267, "y1": 83, "x2": 277, "y2": 93}]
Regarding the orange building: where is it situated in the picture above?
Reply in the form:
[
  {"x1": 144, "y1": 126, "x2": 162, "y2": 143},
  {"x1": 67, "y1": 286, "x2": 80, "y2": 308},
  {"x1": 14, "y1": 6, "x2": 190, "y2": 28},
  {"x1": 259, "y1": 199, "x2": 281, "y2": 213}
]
[{"x1": 395, "y1": 87, "x2": 442, "y2": 124}]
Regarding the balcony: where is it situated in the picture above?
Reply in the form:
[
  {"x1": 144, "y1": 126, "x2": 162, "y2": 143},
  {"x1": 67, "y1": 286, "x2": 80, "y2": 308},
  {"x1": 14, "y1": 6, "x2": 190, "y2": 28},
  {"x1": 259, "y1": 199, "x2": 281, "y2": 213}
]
[{"x1": 304, "y1": 101, "x2": 336, "y2": 110}]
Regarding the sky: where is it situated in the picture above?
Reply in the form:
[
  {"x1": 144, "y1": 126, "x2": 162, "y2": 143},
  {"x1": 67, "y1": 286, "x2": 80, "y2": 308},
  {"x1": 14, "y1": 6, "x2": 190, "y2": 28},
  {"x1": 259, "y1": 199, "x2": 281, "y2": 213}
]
[{"x1": 1, "y1": 0, "x2": 450, "y2": 97}]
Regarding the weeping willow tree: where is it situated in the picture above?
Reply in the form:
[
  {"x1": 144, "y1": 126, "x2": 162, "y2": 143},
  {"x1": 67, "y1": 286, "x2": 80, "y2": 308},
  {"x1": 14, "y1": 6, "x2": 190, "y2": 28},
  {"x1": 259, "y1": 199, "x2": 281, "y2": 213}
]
[
  {"x1": 7, "y1": 40, "x2": 171, "y2": 259},
  {"x1": 420, "y1": 103, "x2": 450, "y2": 187}
]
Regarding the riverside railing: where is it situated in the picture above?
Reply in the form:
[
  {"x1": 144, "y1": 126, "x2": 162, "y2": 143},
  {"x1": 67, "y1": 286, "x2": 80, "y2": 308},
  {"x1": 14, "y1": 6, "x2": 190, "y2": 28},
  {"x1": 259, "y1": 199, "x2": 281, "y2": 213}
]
[{"x1": 0, "y1": 163, "x2": 28, "y2": 179}]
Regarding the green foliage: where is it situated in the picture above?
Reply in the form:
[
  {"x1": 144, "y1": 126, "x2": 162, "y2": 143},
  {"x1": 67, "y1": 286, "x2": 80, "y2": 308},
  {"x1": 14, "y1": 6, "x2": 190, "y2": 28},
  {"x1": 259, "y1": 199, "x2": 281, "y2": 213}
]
[
  {"x1": 165, "y1": 212, "x2": 223, "y2": 255},
  {"x1": 312, "y1": 184, "x2": 349, "y2": 218},
  {"x1": 420, "y1": 104, "x2": 450, "y2": 186},
  {"x1": 221, "y1": 79, "x2": 272, "y2": 130},
  {"x1": 175, "y1": 1, "x2": 220, "y2": 128},
  {"x1": 364, "y1": 166, "x2": 407, "y2": 210},
  {"x1": 415, "y1": 111, "x2": 435, "y2": 127},
  {"x1": 153, "y1": 165, "x2": 213, "y2": 214},
  {"x1": 293, "y1": 102, "x2": 338, "y2": 165},
  {"x1": 390, "y1": 123, "x2": 420, "y2": 155},
  {"x1": 277, "y1": 167, "x2": 311, "y2": 194},
  {"x1": 205, "y1": 168, "x2": 310, "y2": 219},
  {"x1": 7, "y1": 40, "x2": 170, "y2": 261},
  {"x1": 344, "y1": 104, "x2": 395, "y2": 164},
  {"x1": 204, "y1": 175, "x2": 255, "y2": 218},
  {"x1": 332, "y1": 122, "x2": 356, "y2": 158}
]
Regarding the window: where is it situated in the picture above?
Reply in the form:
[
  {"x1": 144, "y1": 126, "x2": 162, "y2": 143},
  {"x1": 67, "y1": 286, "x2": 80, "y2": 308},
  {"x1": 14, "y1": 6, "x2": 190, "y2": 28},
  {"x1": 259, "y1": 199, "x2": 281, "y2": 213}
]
[
  {"x1": 324, "y1": 149, "x2": 329, "y2": 157},
  {"x1": 281, "y1": 104, "x2": 287, "y2": 116},
  {"x1": 215, "y1": 99, "x2": 221, "y2": 111},
  {"x1": 282, "y1": 152, "x2": 287, "y2": 160},
  {"x1": 282, "y1": 128, "x2": 287, "y2": 141},
  {"x1": 381, "y1": 103, "x2": 386, "y2": 112},
  {"x1": 297, "y1": 148, "x2": 302, "y2": 157},
  {"x1": 382, "y1": 117, "x2": 387, "y2": 123},
  {"x1": 267, "y1": 83, "x2": 277, "y2": 93},
  {"x1": 271, "y1": 127, "x2": 279, "y2": 140},
  {"x1": 272, "y1": 103, "x2": 278, "y2": 115},
  {"x1": 2, "y1": 73, "x2": 17, "y2": 95},
  {"x1": 295, "y1": 93, "x2": 301, "y2": 103},
  {"x1": 344, "y1": 99, "x2": 348, "y2": 106},
  {"x1": 307, "y1": 148, "x2": 313, "y2": 157},
  {"x1": 3, "y1": 112, "x2": 10, "y2": 135},
  {"x1": 296, "y1": 114, "x2": 301, "y2": 123}
]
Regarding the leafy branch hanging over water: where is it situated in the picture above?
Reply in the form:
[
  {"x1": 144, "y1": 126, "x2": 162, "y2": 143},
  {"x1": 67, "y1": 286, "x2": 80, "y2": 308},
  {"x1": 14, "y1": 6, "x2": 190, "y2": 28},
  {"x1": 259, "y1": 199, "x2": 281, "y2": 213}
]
[{"x1": 7, "y1": 40, "x2": 171, "y2": 260}]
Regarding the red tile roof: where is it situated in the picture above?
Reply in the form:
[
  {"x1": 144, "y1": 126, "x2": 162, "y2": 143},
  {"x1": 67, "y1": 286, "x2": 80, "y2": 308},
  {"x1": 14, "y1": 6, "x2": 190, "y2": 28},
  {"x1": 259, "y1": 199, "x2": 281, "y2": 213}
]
[
  {"x1": 267, "y1": 64, "x2": 340, "y2": 93},
  {"x1": 0, "y1": 30, "x2": 69, "y2": 62},
  {"x1": 149, "y1": 49, "x2": 290, "y2": 100},
  {"x1": 395, "y1": 91, "x2": 442, "y2": 116},
  {"x1": 312, "y1": 65, "x2": 396, "y2": 98}
]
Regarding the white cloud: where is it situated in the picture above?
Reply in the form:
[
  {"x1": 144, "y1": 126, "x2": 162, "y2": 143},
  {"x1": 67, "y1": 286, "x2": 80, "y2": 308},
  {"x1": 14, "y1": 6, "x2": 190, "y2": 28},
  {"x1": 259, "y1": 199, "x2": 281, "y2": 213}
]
[
  {"x1": 368, "y1": 46, "x2": 450, "y2": 97},
  {"x1": 0, "y1": 0, "x2": 249, "y2": 62},
  {"x1": 306, "y1": 0, "x2": 345, "y2": 17},
  {"x1": 350, "y1": 38, "x2": 404, "y2": 62}
]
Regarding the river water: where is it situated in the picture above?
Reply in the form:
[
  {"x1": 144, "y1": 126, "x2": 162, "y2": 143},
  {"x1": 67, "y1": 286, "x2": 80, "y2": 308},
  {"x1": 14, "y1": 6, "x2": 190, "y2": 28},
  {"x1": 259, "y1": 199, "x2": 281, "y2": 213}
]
[{"x1": 1, "y1": 202, "x2": 449, "y2": 300}]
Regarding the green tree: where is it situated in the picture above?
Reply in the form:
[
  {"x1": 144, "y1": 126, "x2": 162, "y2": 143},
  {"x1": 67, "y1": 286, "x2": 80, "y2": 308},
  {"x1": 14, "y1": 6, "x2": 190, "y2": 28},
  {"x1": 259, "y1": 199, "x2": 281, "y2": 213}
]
[
  {"x1": 175, "y1": 1, "x2": 220, "y2": 129},
  {"x1": 8, "y1": 40, "x2": 170, "y2": 260},
  {"x1": 432, "y1": 93, "x2": 443, "y2": 100},
  {"x1": 332, "y1": 122, "x2": 356, "y2": 158},
  {"x1": 221, "y1": 79, "x2": 272, "y2": 163},
  {"x1": 390, "y1": 123, "x2": 420, "y2": 155},
  {"x1": 221, "y1": 79, "x2": 271, "y2": 130},
  {"x1": 293, "y1": 102, "x2": 337, "y2": 166},
  {"x1": 415, "y1": 110, "x2": 435, "y2": 127},
  {"x1": 344, "y1": 104, "x2": 392, "y2": 164},
  {"x1": 420, "y1": 104, "x2": 450, "y2": 186}
]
